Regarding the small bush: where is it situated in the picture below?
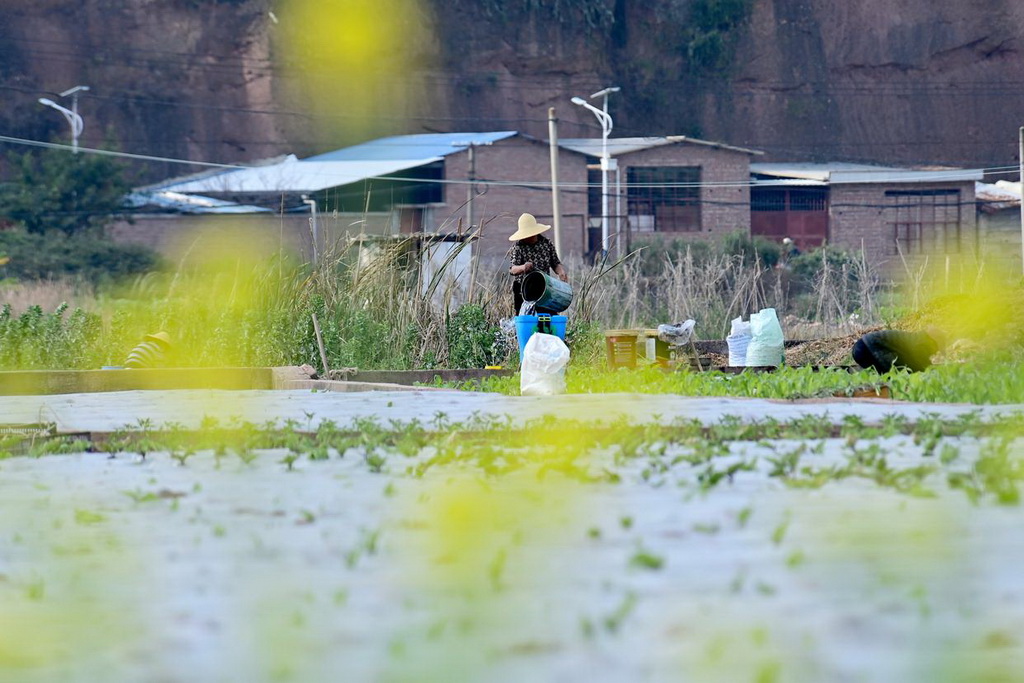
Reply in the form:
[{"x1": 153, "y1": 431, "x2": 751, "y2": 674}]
[
  {"x1": 0, "y1": 302, "x2": 103, "y2": 369},
  {"x1": 720, "y1": 230, "x2": 781, "y2": 267},
  {"x1": 447, "y1": 304, "x2": 498, "y2": 369}
]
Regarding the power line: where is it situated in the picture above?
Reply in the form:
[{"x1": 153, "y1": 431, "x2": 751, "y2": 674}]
[
  {"x1": 1, "y1": 134, "x2": 1017, "y2": 194},
  {"x1": 0, "y1": 135, "x2": 246, "y2": 169}
]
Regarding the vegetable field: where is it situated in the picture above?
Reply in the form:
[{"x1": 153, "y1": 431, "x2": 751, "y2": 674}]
[{"x1": 2, "y1": 390, "x2": 1023, "y2": 682}]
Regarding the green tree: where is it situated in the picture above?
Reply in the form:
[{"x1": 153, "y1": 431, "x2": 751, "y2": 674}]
[{"x1": 0, "y1": 148, "x2": 131, "y2": 236}]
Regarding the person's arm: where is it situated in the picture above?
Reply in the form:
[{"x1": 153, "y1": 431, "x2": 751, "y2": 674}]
[
  {"x1": 548, "y1": 241, "x2": 567, "y2": 282},
  {"x1": 509, "y1": 244, "x2": 533, "y2": 275}
]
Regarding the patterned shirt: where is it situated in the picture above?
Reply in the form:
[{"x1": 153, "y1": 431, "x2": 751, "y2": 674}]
[{"x1": 508, "y1": 235, "x2": 561, "y2": 284}]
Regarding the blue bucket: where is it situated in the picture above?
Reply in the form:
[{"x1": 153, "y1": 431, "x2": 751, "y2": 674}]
[{"x1": 515, "y1": 314, "x2": 567, "y2": 359}]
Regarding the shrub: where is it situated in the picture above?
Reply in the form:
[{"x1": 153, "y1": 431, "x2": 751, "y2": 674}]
[
  {"x1": 720, "y1": 230, "x2": 781, "y2": 267},
  {"x1": 447, "y1": 304, "x2": 498, "y2": 369},
  {"x1": 0, "y1": 148, "x2": 131, "y2": 237},
  {"x1": 0, "y1": 302, "x2": 103, "y2": 369}
]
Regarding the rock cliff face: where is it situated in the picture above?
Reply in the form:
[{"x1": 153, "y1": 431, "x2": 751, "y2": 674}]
[
  {"x1": 0, "y1": 0, "x2": 283, "y2": 180},
  {"x1": 2, "y1": 0, "x2": 1022, "y2": 181},
  {"x1": 427, "y1": 0, "x2": 1024, "y2": 168}
]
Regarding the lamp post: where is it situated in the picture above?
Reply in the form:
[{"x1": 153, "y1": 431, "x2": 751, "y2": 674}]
[
  {"x1": 572, "y1": 86, "x2": 619, "y2": 254},
  {"x1": 39, "y1": 85, "x2": 89, "y2": 153}
]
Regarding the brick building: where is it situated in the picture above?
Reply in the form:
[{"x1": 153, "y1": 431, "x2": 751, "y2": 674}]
[
  {"x1": 123, "y1": 134, "x2": 986, "y2": 276},
  {"x1": 558, "y1": 136, "x2": 760, "y2": 255},
  {"x1": 123, "y1": 131, "x2": 761, "y2": 267},
  {"x1": 751, "y1": 163, "x2": 982, "y2": 268}
]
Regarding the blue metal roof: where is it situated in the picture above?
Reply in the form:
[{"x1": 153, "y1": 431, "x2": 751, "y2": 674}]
[{"x1": 306, "y1": 131, "x2": 518, "y2": 162}]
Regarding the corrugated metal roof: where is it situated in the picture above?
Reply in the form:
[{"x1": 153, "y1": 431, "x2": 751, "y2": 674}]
[
  {"x1": 306, "y1": 131, "x2": 518, "y2": 161},
  {"x1": 149, "y1": 132, "x2": 519, "y2": 195},
  {"x1": 559, "y1": 135, "x2": 762, "y2": 157},
  {"x1": 125, "y1": 190, "x2": 272, "y2": 214},
  {"x1": 751, "y1": 162, "x2": 984, "y2": 185},
  {"x1": 154, "y1": 156, "x2": 441, "y2": 194},
  {"x1": 750, "y1": 178, "x2": 827, "y2": 187}
]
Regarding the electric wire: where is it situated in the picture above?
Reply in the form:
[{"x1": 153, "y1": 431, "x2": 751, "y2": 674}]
[{"x1": 1, "y1": 135, "x2": 1018, "y2": 193}]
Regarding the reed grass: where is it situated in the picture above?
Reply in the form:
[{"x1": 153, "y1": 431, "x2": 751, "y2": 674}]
[{"x1": 0, "y1": 235, "x2": 893, "y2": 371}]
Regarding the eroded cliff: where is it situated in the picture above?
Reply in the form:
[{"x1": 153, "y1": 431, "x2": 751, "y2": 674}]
[{"x1": 2, "y1": 0, "x2": 1022, "y2": 180}]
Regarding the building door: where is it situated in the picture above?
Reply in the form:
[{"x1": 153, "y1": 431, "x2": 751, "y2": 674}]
[{"x1": 751, "y1": 188, "x2": 829, "y2": 250}]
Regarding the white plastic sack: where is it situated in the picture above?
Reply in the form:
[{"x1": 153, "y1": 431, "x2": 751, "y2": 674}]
[
  {"x1": 657, "y1": 319, "x2": 696, "y2": 346},
  {"x1": 726, "y1": 316, "x2": 752, "y2": 366},
  {"x1": 520, "y1": 332, "x2": 570, "y2": 396},
  {"x1": 745, "y1": 307, "x2": 784, "y2": 367}
]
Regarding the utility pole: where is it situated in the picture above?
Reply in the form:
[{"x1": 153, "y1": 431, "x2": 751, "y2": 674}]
[
  {"x1": 548, "y1": 107, "x2": 563, "y2": 256},
  {"x1": 452, "y1": 140, "x2": 492, "y2": 303},
  {"x1": 302, "y1": 195, "x2": 319, "y2": 266},
  {"x1": 596, "y1": 88, "x2": 621, "y2": 255},
  {"x1": 466, "y1": 144, "x2": 475, "y2": 234}
]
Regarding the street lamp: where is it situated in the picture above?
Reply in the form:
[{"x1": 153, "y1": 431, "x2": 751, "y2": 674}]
[
  {"x1": 38, "y1": 84, "x2": 89, "y2": 153},
  {"x1": 572, "y1": 86, "x2": 619, "y2": 254}
]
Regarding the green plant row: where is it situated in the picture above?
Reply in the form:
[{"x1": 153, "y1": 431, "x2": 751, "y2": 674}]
[
  {"x1": 445, "y1": 351, "x2": 1024, "y2": 405},
  {"x1": 5, "y1": 410, "x2": 1022, "y2": 506}
]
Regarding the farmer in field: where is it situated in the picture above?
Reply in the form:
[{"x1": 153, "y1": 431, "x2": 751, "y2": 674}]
[
  {"x1": 507, "y1": 213, "x2": 568, "y2": 315},
  {"x1": 852, "y1": 328, "x2": 944, "y2": 374},
  {"x1": 125, "y1": 331, "x2": 173, "y2": 369}
]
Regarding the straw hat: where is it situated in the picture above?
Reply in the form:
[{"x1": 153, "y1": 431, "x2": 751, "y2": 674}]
[
  {"x1": 143, "y1": 331, "x2": 172, "y2": 348},
  {"x1": 508, "y1": 213, "x2": 551, "y2": 241}
]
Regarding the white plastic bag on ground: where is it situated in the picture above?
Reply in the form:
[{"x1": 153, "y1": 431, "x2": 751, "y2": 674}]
[
  {"x1": 745, "y1": 307, "x2": 784, "y2": 367},
  {"x1": 520, "y1": 333, "x2": 570, "y2": 396},
  {"x1": 726, "y1": 316, "x2": 752, "y2": 366},
  {"x1": 657, "y1": 319, "x2": 696, "y2": 346}
]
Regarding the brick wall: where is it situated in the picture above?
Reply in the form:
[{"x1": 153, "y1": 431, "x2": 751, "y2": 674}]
[
  {"x1": 439, "y1": 136, "x2": 754, "y2": 270},
  {"x1": 828, "y1": 182, "x2": 977, "y2": 271},
  {"x1": 613, "y1": 144, "x2": 753, "y2": 245},
  {"x1": 439, "y1": 135, "x2": 589, "y2": 267},
  {"x1": 978, "y1": 210, "x2": 1023, "y2": 272},
  {"x1": 107, "y1": 212, "x2": 399, "y2": 262}
]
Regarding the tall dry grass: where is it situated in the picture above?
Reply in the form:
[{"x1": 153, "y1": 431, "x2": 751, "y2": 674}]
[
  {"x1": 0, "y1": 280, "x2": 96, "y2": 315},
  {"x1": 562, "y1": 244, "x2": 882, "y2": 340},
  {"x1": 0, "y1": 233, "x2": 886, "y2": 370}
]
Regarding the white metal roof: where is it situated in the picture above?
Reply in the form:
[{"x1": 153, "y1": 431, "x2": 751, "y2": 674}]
[
  {"x1": 751, "y1": 162, "x2": 984, "y2": 185},
  {"x1": 559, "y1": 135, "x2": 762, "y2": 157},
  {"x1": 125, "y1": 190, "x2": 272, "y2": 214},
  {"x1": 155, "y1": 155, "x2": 442, "y2": 194},
  {"x1": 306, "y1": 131, "x2": 517, "y2": 161}
]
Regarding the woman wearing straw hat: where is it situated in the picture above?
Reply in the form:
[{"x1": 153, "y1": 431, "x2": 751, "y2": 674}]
[{"x1": 508, "y1": 213, "x2": 568, "y2": 315}]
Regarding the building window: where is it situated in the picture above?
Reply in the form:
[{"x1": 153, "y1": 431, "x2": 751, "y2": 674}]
[
  {"x1": 751, "y1": 188, "x2": 786, "y2": 212},
  {"x1": 628, "y1": 166, "x2": 701, "y2": 233},
  {"x1": 886, "y1": 190, "x2": 961, "y2": 255}
]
